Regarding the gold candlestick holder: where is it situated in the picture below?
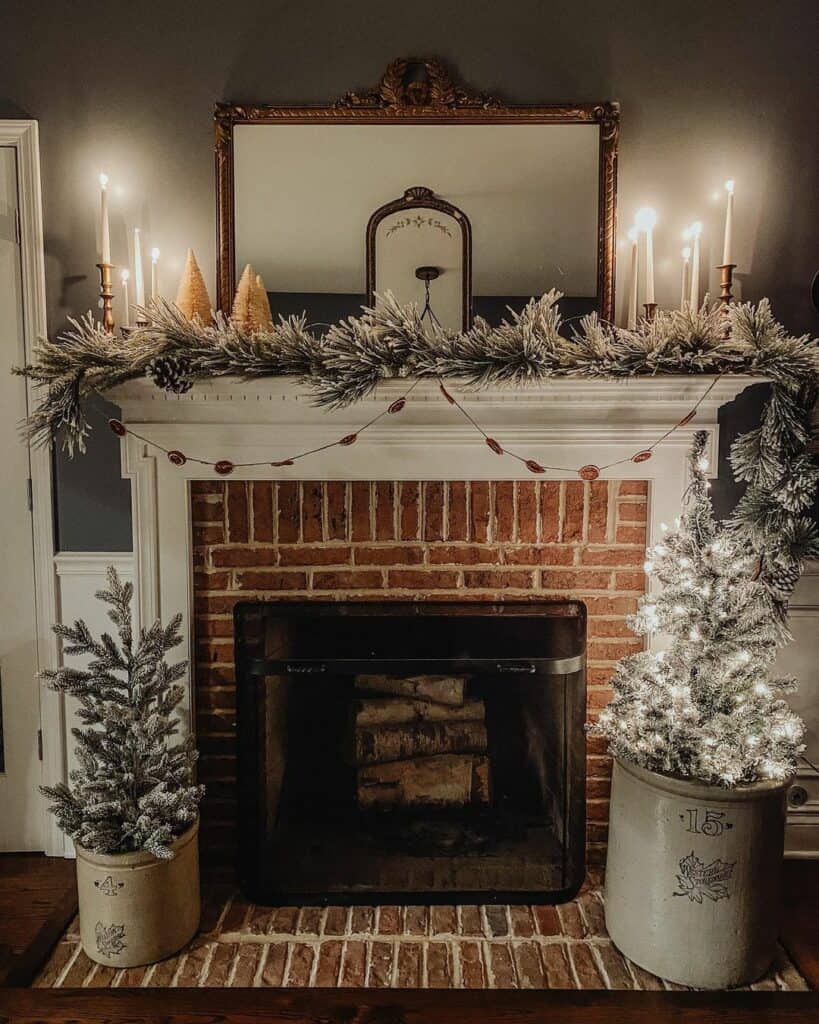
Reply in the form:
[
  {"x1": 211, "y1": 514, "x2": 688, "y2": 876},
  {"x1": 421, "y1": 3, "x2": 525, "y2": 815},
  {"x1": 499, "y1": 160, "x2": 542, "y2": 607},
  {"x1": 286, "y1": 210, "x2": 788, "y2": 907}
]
[
  {"x1": 717, "y1": 263, "x2": 736, "y2": 304},
  {"x1": 643, "y1": 302, "x2": 658, "y2": 322},
  {"x1": 96, "y1": 262, "x2": 116, "y2": 334}
]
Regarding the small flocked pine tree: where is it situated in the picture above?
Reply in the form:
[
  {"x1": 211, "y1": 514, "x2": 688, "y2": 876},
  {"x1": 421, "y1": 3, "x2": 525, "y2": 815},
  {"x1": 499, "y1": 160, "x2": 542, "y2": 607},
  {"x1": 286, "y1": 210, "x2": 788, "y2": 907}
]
[
  {"x1": 40, "y1": 568, "x2": 203, "y2": 858},
  {"x1": 592, "y1": 431, "x2": 805, "y2": 786}
]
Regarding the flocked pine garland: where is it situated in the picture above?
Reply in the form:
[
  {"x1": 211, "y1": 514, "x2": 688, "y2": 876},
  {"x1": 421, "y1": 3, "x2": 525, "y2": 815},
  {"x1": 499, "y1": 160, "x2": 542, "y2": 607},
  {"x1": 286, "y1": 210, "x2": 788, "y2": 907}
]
[{"x1": 15, "y1": 290, "x2": 819, "y2": 626}]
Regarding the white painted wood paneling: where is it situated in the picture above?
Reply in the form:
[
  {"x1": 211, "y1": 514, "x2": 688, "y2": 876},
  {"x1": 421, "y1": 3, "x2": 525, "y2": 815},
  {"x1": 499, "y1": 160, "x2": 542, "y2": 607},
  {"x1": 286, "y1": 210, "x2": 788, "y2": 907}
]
[
  {"x1": 0, "y1": 121, "x2": 57, "y2": 853},
  {"x1": 780, "y1": 560, "x2": 819, "y2": 856},
  {"x1": 0, "y1": 144, "x2": 41, "y2": 851},
  {"x1": 54, "y1": 553, "x2": 134, "y2": 857}
]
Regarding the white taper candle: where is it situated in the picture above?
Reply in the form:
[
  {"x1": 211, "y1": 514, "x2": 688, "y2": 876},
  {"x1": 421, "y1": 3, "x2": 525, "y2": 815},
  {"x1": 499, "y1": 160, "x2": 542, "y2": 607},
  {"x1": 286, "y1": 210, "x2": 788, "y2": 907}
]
[
  {"x1": 680, "y1": 247, "x2": 691, "y2": 311},
  {"x1": 133, "y1": 228, "x2": 145, "y2": 308},
  {"x1": 99, "y1": 174, "x2": 111, "y2": 265},
  {"x1": 635, "y1": 207, "x2": 657, "y2": 307},
  {"x1": 687, "y1": 222, "x2": 702, "y2": 311},
  {"x1": 120, "y1": 269, "x2": 130, "y2": 327},
  {"x1": 151, "y1": 247, "x2": 160, "y2": 301},
  {"x1": 722, "y1": 179, "x2": 735, "y2": 265},
  {"x1": 627, "y1": 227, "x2": 638, "y2": 329}
]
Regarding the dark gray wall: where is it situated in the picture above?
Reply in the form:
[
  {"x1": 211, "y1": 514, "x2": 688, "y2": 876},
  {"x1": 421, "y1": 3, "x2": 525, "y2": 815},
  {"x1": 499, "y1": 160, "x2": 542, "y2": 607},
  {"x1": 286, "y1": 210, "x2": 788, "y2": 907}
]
[{"x1": 2, "y1": 0, "x2": 817, "y2": 549}]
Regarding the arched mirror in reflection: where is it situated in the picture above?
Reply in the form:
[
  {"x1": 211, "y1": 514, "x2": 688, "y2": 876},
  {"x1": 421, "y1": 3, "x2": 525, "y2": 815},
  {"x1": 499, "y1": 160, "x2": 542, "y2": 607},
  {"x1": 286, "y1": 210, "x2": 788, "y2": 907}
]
[{"x1": 367, "y1": 186, "x2": 471, "y2": 332}]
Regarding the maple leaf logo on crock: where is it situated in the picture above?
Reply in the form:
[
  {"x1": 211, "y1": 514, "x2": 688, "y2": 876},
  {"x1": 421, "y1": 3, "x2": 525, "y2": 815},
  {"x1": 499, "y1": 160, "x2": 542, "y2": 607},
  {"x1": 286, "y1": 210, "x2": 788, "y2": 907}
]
[
  {"x1": 95, "y1": 921, "x2": 127, "y2": 957},
  {"x1": 673, "y1": 851, "x2": 735, "y2": 903}
]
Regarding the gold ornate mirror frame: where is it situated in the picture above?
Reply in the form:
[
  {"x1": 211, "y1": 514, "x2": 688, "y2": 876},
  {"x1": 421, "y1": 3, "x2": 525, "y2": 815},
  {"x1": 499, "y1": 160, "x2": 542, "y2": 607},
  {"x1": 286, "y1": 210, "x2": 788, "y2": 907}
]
[{"x1": 214, "y1": 58, "x2": 620, "y2": 320}]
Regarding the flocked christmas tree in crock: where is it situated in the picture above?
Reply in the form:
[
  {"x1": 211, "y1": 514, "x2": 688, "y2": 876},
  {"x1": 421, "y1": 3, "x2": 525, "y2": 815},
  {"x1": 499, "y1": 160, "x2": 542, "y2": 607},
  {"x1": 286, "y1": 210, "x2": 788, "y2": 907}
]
[
  {"x1": 593, "y1": 430, "x2": 805, "y2": 786},
  {"x1": 40, "y1": 568, "x2": 203, "y2": 858}
]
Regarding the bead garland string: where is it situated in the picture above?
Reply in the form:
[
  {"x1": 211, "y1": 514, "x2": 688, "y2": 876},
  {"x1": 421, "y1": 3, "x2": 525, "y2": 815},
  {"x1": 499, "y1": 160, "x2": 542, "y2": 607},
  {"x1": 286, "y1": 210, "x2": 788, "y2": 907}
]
[
  {"x1": 108, "y1": 375, "x2": 721, "y2": 479},
  {"x1": 436, "y1": 376, "x2": 722, "y2": 479}
]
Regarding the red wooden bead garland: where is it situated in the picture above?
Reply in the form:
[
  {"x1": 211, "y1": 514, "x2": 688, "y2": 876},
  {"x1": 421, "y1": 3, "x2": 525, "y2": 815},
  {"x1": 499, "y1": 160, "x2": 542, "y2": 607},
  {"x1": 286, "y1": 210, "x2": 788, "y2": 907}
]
[{"x1": 102, "y1": 377, "x2": 709, "y2": 484}]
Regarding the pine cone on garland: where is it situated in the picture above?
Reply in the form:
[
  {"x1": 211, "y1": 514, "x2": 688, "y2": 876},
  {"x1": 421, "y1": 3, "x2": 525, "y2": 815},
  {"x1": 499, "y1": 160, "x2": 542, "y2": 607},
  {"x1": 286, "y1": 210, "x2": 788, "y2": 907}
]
[
  {"x1": 146, "y1": 355, "x2": 193, "y2": 394},
  {"x1": 764, "y1": 560, "x2": 801, "y2": 600},
  {"x1": 775, "y1": 458, "x2": 819, "y2": 513}
]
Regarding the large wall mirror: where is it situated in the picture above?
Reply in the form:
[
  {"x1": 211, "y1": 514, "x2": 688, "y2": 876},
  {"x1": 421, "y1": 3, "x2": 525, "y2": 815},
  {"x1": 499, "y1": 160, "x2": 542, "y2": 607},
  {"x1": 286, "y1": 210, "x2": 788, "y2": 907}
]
[{"x1": 216, "y1": 59, "x2": 619, "y2": 331}]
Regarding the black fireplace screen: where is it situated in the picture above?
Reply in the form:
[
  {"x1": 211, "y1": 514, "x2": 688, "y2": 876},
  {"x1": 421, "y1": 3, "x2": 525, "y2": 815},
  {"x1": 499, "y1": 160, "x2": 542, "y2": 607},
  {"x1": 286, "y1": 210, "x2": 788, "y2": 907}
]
[{"x1": 234, "y1": 601, "x2": 586, "y2": 905}]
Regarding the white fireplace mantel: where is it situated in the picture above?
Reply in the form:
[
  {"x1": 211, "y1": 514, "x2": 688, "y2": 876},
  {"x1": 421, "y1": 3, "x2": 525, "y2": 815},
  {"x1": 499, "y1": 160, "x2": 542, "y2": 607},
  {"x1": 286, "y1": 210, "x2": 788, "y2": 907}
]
[{"x1": 108, "y1": 374, "x2": 762, "y2": 691}]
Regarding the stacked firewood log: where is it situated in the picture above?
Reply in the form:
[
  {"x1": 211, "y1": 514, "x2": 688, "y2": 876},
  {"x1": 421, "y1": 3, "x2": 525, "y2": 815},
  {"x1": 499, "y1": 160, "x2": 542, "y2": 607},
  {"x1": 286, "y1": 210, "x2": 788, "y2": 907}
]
[{"x1": 353, "y1": 675, "x2": 491, "y2": 809}]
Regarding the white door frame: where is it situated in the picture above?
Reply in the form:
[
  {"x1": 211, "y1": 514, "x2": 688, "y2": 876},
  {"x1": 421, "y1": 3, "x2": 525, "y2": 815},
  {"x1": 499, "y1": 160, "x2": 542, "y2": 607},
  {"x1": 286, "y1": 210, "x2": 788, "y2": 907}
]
[{"x1": 1, "y1": 120, "x2": 64, "y2": 855}]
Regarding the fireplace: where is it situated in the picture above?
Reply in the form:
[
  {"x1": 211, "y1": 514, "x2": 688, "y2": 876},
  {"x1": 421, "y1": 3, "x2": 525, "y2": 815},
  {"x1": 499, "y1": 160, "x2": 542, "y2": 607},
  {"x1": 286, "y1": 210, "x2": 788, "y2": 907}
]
[
  {"x1": 235, "y1": 601, "x2": 586, "y2": 905},
  {"x1": 106, "y1": 374, "x2": 747, "y2": 883}
]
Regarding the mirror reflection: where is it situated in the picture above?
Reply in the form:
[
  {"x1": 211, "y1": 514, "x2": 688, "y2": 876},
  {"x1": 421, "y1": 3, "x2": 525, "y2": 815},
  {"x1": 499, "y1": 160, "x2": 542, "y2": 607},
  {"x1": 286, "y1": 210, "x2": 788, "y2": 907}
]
[{"x1": 233, "y1": 122, "x2": 602, "y2": 331}]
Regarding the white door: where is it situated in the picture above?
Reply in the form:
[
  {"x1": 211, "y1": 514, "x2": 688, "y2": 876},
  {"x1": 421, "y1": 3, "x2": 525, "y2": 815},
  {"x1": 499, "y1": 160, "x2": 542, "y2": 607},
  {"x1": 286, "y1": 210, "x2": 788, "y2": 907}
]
[{"x1": 0, "y1": 144, "x2": 42, "y2": 851}]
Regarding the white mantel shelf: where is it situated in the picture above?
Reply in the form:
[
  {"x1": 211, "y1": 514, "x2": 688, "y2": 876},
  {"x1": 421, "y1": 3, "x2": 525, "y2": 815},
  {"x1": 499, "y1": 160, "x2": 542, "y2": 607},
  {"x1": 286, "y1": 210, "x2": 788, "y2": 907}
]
[
  {"x1": 109, "y1": 375, "x2": 763, "y2": 470},
  {"x1": 108, "y1": 373, "x2": 762, "y2": 666},
  {"x1": 111, "y1": 374, "x2": 760, "y2": 420}
]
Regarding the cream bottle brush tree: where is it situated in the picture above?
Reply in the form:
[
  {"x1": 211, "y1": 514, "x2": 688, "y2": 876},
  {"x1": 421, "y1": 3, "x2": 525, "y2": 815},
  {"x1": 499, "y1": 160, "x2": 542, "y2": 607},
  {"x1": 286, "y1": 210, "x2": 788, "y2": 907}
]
[
  {"x1": 231, "y1": 263, "x2": 274, "y2": 332},
  {"x1": 174, "y1": 248, "x2": 213, "y2": 324}
]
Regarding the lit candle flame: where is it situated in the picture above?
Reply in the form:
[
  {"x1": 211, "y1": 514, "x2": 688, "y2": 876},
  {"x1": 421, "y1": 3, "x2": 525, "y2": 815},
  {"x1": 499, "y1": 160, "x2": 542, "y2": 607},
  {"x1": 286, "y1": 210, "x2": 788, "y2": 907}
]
[
  {"x1": 99, "y1": 172, "x2": 109, "y2": 189},
  {"x1": 635, "y1": 207, "x2": 657, "y2": 232},
  {"x1": 151, "y1": 247, "x2": 160, "y2": 263},
  {"x1": 725, "y1": 179, "x2": 735, "y2": 194}
]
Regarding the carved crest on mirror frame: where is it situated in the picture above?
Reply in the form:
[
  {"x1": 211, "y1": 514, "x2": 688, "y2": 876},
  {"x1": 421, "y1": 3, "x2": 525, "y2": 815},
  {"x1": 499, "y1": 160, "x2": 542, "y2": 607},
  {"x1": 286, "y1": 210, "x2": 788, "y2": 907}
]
[{"x1": 335, "y1": 57, "x2": 502, "y2": 111}]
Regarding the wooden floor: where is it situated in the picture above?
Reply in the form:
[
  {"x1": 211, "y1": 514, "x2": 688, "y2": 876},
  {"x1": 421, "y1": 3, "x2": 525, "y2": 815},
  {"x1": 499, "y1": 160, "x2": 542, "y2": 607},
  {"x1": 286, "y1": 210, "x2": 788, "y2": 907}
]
[
  {"x1": 0, "y1": 855, "x2": 77, "y2": 988},
  {"x1": 0, "y1": 987, "x2": 817, "y2": 1023},
  {"x1": 781, "y1": 859, "x2": 819, "y2": 990}
]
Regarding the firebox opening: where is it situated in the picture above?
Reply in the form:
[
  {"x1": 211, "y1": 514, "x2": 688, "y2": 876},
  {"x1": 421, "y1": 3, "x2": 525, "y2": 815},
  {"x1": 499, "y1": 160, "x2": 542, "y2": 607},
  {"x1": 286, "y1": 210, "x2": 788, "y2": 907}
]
[{"x1": 235, "y1": 601, "x2": 586, "y2": 905}]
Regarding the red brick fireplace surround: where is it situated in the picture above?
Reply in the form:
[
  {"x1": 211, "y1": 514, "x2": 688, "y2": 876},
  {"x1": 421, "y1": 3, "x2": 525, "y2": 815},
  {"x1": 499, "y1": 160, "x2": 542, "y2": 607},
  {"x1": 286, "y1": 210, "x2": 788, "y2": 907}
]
[{"x1": 191, "y1": 477, "x2": 649, "y2": 874}]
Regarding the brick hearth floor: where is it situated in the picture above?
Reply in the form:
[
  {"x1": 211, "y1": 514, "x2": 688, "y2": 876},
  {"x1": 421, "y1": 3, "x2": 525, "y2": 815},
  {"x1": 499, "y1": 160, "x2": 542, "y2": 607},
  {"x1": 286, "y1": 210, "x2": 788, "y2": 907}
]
[{"x1": 35, "y1": 874, "x2": 807, "y2": 990}]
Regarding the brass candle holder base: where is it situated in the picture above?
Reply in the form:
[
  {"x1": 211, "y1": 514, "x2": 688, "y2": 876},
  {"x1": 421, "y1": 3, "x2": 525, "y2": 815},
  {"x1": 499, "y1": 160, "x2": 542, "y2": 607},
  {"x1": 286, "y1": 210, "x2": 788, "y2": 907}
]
[
  {"x1": 643, "y1": 302, "x2": 658, "y2": 322},
  {"x1": 717, "y1": 263, "x2": 736, "y2": 304},
  {"x1": 96, "y1": 263, "x2": 115, "y2": 334}
]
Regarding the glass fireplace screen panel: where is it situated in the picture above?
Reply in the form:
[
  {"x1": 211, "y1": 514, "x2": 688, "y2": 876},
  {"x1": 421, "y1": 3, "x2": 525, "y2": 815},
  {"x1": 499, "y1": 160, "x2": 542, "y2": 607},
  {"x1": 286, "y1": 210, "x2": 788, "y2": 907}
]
[
  {"x1": 254, "y1": 670, "x2": 568, "y2": 898},
  {"x1": 236, "y1": 603, "x2": 586, "y2": 904}
]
